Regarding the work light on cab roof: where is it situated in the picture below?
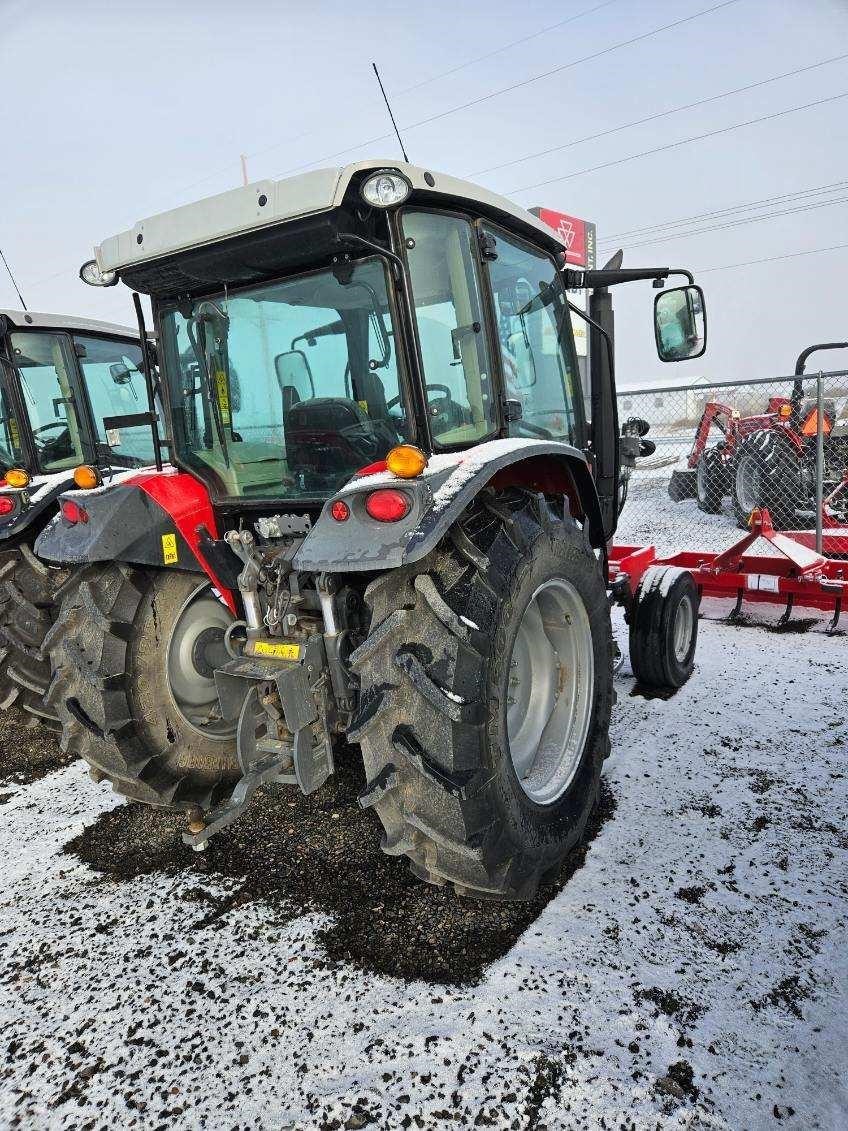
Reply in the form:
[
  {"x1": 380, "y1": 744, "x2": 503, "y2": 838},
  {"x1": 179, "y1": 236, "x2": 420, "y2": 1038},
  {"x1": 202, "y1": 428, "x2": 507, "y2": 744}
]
[
  {"x1": 360, "y1": 169, "x2": 411, "y2": 208},
  {"x1": 79, "y1": 259, "x2": 117, "y2": 287}
]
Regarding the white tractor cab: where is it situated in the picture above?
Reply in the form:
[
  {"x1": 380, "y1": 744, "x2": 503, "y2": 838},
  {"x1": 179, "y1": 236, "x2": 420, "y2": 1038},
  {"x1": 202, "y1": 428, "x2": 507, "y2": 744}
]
[
  {"x1": 38, "y1": 161, "x2": 707, "y2": 899},
  {"x1": 0, "y1": 309, "x2": 158, "y2": 727}
]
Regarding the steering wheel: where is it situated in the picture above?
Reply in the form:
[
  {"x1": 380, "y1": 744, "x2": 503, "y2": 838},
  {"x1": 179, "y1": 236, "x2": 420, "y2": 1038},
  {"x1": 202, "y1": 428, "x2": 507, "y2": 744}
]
[
  {"x1": 386, "y1": 384, "x2": 454, "y2": 413},
  {"x1": 32, "y1": 421, "x2": 70, "y2": 448}
]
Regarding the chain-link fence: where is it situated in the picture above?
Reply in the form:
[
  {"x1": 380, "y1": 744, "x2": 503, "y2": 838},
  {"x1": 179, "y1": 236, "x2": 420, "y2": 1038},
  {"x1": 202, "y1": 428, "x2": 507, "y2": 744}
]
[{"x1": 616, "y1": 369, "x2": 848, "y2": 558}]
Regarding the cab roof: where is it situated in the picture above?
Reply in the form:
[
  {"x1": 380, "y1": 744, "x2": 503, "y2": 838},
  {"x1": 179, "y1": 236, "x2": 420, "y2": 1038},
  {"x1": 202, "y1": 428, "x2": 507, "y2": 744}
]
[
  {"x1": 0, "y1": 309, "x2": 138, "y2": 340},
  {"x1": 93, "y1": 159, "x2": 565, "y2": 280}
]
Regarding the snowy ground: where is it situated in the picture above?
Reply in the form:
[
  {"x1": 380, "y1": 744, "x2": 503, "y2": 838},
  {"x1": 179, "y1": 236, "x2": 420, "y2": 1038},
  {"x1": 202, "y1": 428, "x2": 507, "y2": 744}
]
[{"x1": 0, "y1": 607, "x2": 845, "y2": 1130}]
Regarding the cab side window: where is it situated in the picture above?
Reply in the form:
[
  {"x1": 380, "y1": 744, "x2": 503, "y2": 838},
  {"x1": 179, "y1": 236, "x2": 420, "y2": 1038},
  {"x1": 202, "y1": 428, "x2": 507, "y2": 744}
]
[
  {"x1": 483, "y1": 226, "x2": 582, "y2": 445},
  {"x1": 9, "y1": 332, "x2": 85, "y2": 471},
  {"x1": 74, "y1": 336, "x2": 153, "y2": 466},
  {"x1": 401, "y1": 211, "x2": 497, "y2": 446}
]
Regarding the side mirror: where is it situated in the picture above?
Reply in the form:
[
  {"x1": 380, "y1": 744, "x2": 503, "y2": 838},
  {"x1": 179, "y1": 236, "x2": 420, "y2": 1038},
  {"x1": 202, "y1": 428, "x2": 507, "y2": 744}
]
[
  {"x1": 110, "y1": 363, "x2": 133, "y2": 385},
  {"x1": 274, "y1": 349, "x2": 315, "y2": 401},
  {"x1": 654, "y1": 284, "x2": 706, "y2": 362}
]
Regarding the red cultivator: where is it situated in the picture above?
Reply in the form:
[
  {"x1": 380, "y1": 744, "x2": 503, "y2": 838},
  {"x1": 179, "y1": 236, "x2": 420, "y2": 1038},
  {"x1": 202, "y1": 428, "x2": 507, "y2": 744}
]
[{"x1": 612, "y1": 508, "x2": 848, "y2": 634}]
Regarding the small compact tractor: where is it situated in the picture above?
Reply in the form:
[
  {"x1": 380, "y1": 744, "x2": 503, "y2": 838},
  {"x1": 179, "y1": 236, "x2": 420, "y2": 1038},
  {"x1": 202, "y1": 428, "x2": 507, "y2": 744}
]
[
  {"x1": 36, "y1": 161, "x2": 707, "y2": 898},
  {"x1": 0, "y1": 309, "x2": 156, "y2": 727},
  {"x1": 669, "y1": 343, "x2": 848, "y2": 529}
]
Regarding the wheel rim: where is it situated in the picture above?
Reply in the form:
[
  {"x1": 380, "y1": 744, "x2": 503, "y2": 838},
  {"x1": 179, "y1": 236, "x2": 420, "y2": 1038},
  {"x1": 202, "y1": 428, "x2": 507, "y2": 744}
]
[
  {"x1": 166, "y1": 584, "x2": 235, "y2": 739},
  {"x1": 506, "y1": 578, "x2": 594, "y2": 806},
  {"x1": 672, "y1": 595, "x2": 695, "y2": 663},
  {"x1": 735, "y1": 454, "x2": 760, "y2": 514}
]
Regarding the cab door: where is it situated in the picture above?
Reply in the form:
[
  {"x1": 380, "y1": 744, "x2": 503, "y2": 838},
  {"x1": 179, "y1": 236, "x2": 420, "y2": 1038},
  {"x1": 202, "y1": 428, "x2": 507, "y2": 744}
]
[
  {"x1": 478, "y1": 222, "x2": 587, "y2": 449},
  {"x1": 6, "y1": 331, "x2": 91, "y2": 473}
]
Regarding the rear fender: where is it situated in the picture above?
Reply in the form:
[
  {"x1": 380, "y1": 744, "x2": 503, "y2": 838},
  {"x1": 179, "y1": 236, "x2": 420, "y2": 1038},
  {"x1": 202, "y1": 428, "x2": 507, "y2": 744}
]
[
  {"x1": 0, "y1": 473, "x2": 74, "y2": 546},
  {"x1": 34, "y1": 468, "x2": 239, "y2": 612},
  {"x1": 294, "y1": 438, "x2": 603, "y2": 573}
]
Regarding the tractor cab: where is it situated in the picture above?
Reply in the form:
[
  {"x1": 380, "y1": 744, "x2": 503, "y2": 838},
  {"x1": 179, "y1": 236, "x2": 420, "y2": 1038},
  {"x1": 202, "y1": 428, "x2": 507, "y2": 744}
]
[
  {"x1": 0, "y1": 309, "x2": 157, "y2": 531},
  {"x1": 78, "y1": 161, "x2": 706, "y2": 536}
]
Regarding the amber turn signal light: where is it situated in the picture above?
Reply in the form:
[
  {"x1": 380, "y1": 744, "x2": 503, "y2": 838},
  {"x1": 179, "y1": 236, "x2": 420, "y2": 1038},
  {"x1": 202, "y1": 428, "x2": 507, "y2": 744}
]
[
  {"x1": 778, "y1": 404, "x2": 792, "y2": 419},
  {"x1": 385, "y1": 444, "x2": 427, "y2": 479},
  {"x1": 73, "y1": 465, "x2": 102, "y2": 490},
  {"x1": 5, "y1": 468, "x2": 30, "y2": 489}
]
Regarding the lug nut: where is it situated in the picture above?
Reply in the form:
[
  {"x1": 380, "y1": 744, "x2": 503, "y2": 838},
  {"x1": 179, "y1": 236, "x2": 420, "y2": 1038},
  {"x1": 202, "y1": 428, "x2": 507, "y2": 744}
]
[{"x1": 186, "y1": 805, "x2": 206, "y2": 835}]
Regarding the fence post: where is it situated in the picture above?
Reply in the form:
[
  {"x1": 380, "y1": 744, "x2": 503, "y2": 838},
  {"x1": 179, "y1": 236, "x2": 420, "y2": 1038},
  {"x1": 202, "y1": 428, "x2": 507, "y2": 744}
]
[{"x1": 815, "y1": 370, "x2": 824, "y2": 555}]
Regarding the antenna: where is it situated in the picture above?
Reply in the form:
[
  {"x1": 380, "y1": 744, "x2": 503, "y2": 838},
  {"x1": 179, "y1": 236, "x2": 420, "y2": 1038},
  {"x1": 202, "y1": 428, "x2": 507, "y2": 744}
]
[
  {"x1": 372, "y1": 63, "x2": 409, "y2": 163},
  {"x1": 240, "y1": 154, "x2": 249, "y2": 186},
  {"x1": 0, "y1": 247, "x2": 27, "y2": 311}
]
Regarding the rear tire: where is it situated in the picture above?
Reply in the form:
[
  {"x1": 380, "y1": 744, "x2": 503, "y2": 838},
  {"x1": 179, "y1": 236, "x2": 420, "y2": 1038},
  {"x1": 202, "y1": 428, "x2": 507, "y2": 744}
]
[
  {"x1": 0, "y1": 545, "x2": 67, "y2": 731},
  {"x1": 696, "y1": 450, "x2": 725, "y2": 513},
  {"x1": 350, "y1": 490, "x2": 613, "y2": 901},
  {"x1": 45, "y1": 564, "x2": 240, "y2": 808},
  {"x1": 732, "y1": 431, "x2": 803, "y2": 529}
]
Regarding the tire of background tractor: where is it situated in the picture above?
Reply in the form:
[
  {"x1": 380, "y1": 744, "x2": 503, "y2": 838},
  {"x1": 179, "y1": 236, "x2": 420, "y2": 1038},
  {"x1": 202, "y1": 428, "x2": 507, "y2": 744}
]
[
  {"x1": 667, "y1": 468, "x2": 697, "y2": 502},
  {"x1": 696, "y1": 450, "x2": 725, "y2": 514},
  {"x1": 628, "y1": 566, "x2": 699, "y2": 691},
  {"x1": 349, "y1": 489, "x2": 614, "y2": 901},
  {"x1": 732, "y1": 430, "x2": 802, "y2": 530},
  {"x1": 0, "y1": 545, "x2": 68, "y2": 731},
  {"x1": 44, "y1": 564, "x2": 240, "y2": 808}
]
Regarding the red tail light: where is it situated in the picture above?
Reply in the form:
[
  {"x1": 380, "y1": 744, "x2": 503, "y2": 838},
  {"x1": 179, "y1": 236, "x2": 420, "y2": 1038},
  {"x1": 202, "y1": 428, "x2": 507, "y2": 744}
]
[
  {"x1": 365, "y1": 488, "x2": 410, "y2": 522},
  {"x1": 62, "y1": 500, "x2": 89, "y2": 524},
  {"x1": 331, "y1": 500, "x2": 350, "y2": 522},
  {"x1": 0, "y1": 496, "x2": 15, "y2": 516}
]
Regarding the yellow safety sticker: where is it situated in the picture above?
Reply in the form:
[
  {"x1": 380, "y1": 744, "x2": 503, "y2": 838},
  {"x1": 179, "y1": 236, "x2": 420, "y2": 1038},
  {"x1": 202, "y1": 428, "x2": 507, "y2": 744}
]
[
  {"x1": 161, "y1": 533, "x2": 179, "y2": 564},
  {"x1": 253, "y1": 641, "x2": 301, "y2": 660},
  {"x1": 215, "y1": 370, "x2": 231, "y2": 425},
  {"x1": 357, "y1": 400, "x2": 369, "y2": 414},
  {"x1": 8, "y1": 418, "x2": 19, "y2": 449}
]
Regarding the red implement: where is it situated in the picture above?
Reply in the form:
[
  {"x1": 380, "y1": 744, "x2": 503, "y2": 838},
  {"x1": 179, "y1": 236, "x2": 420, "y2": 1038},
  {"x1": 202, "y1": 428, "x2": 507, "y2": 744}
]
[{"x1": 611, "y1": 508, "x2": 847, "y2": 628}]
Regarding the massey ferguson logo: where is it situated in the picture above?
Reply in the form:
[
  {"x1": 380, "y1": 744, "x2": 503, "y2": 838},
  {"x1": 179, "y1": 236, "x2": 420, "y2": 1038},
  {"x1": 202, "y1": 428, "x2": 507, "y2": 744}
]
[
  {"x1": 530, "y1": 207, "x2": 593, "y2": 267},
  {"x1": 556, "y1": 216, "x2": 576, "y2": 250}
]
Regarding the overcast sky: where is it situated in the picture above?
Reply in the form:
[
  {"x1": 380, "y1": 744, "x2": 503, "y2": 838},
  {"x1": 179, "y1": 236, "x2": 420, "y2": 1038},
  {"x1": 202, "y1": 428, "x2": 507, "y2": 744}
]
[{"x1": 1, "y1": 0, "x2": 846, "y2": 383}]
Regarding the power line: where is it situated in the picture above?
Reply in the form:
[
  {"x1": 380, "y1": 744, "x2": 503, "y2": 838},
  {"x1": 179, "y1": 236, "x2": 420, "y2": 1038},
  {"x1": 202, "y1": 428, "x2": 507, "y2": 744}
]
[
  {"x1": 274, "y1": 0, "x2": 740, "y2": 179},
  {"x1": 698, "y1": 242, "x2": 848, "y2": 274},
  {"x1": 14, "y1": 1, "x2": 741, "y2": 297},
  {"x1": 139, "y1": 2, "x2": 623, "y2": 203},
  {"x1": 600, "y1": 180, "x2": 848, "y2": 242},
  {"x1": 471, "y1": 53, "x2": 848, "y2": 179},
  {"x1": 509, "y1": 91, "x2": 848, "y2": 194},
  {"x1": 598, "y1": 194, "x2": 848, "y2": 254},
  {"x1": 395, "y1": 0, "x2": 620, "y2": 95}
]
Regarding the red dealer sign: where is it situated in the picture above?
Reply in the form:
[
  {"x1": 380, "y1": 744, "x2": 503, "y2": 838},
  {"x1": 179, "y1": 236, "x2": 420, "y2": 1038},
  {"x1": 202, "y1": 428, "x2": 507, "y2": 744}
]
[
  {"x1": 529, "y1": 207, "x2": 597, "y2": 371},
  {"x1": 529, "y1": 207, "x2": 596, "y2": 269}
]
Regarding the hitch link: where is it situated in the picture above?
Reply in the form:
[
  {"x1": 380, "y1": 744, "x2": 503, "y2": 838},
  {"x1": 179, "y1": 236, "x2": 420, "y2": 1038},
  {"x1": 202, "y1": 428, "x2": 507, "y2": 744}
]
[{"x1": 182, "y1": 634, "x2": 333, "y2": 851}]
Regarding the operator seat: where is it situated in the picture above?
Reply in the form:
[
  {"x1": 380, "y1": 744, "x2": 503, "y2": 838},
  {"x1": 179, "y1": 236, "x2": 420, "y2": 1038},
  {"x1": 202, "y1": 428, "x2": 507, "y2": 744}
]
[{"x1": 284, "y1": 395, "x2": 398, "y2": 487}]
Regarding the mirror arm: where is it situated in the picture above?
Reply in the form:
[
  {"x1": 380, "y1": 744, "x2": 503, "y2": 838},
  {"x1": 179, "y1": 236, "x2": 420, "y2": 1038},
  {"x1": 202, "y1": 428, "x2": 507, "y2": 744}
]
[
  {"x1": 567, "y1": 300, "x2": 614, "y2": 381},
  {"x1": 563, "y1": 266, "x2": 694, "y2": 289}
]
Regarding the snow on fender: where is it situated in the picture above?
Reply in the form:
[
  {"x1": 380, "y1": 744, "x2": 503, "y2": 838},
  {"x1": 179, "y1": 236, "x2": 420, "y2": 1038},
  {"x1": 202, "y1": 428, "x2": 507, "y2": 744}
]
[{"x1": 628, "y1": 565, "x2": 700, "y2": 691}]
